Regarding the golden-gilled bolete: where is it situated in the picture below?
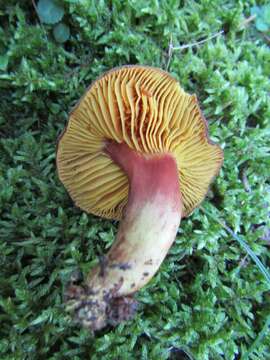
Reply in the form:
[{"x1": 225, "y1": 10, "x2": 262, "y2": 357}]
[{"x1": 57, "y1": 65, "x2": 223, "y2": 330}]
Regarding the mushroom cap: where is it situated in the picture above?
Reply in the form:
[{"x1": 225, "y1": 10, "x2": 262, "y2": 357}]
[{"x1": 57, "y1": 65, "x2": 223, "y2": 220}]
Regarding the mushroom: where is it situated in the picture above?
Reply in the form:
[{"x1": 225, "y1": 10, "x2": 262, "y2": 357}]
[{"x1": 57, "y1": 65, "x2": 223, "y2": 330}]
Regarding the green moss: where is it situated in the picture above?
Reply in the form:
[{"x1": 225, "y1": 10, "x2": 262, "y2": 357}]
[{"x1": 0, "y1": 1, "x2": 269, "y2": 359}]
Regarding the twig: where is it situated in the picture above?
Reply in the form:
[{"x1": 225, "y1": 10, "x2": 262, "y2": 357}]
[
  {"x1": 165, "y1": 14, "x2": 256, "y2": 71},
  {"x1": 172, "y1": 30, "x2": 224, "y2": 51},
  {"x1": 239, "y1": 14, "x2": 257, "y2": 29},
  {"x1": 165, "y1": 34, "x2": 174, "y2": 71},
  {"x1": 239, "y1": 253, "x2": 249, "y2": 268},
  {"x1": 172, "y1": 14, "x2": 256, "y2": 52},
  {"x1": 165, "y1": 30, "x2": 224, "y2": 71},
  {"x1": 262, "y1": 33, "x2": 270, "y2": 43}
]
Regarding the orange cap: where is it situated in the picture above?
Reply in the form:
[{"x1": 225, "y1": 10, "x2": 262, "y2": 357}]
[{"x1": 57, "y1": 65, "x2": 223, "y2": 219}]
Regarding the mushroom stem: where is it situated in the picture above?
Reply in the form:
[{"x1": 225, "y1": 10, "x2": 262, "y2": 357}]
[{"x1": 66, "y1": 141, "x2": 182, "y2": 330}]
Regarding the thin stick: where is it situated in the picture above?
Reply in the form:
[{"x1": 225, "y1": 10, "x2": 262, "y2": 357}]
[
  {"x1": 165, "y1": 34, "x2": 174, "y2": 71},
  {"x1": 240, "y1": 14, "x2": 257, "y2": 28},
  {"x1": 165, "y1": 14, "x2": 256, "y2": 70},
  {"x1": 239, "y1": 253, "x2": 249, "y2": 268},
  {"x1": 263, "y1": 33, "x2": 270, "y2": 43},
  {"x1": 172, "y1": 30, "x2": 224, "y2": 51}
]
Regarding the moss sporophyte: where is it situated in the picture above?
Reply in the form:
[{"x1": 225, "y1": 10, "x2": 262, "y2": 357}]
[{"x1": 57, "y1": 65, "x2": 223, "y2": 330}]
